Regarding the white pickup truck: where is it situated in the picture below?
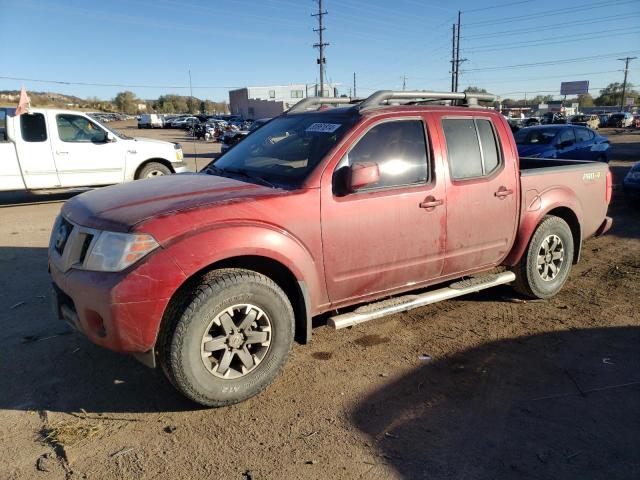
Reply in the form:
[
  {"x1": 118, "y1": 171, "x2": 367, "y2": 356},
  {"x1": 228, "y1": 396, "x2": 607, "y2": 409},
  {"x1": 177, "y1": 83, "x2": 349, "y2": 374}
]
[{"x1": 0, "y1": 107, "x2": 188, "y2": 192}]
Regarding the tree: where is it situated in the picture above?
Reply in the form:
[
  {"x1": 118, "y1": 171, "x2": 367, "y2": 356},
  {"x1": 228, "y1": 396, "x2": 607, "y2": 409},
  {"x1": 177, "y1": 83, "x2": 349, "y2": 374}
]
[
  {"x1": 463, "y1": 86, "x2": 488, "y2": 94},
  {"x1": 113, "y1": 91, "x2": 139, "y2": 114},
  {"x1": 595, "y1": 82, "x2": 638, "y2": 106},
  {"x1": 577, "y1": 93, "x2": 594, "y2": 107}
]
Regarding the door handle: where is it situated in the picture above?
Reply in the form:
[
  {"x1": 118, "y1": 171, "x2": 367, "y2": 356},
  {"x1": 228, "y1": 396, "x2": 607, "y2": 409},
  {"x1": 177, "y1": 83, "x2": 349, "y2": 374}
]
[
  {"x1": 56, "y1": 151, "x2": 69, "y2": 155},
  {"x1": 494, "y1": 187, "x2": 514, "y2": 198},
  {"x1": 419, "y1": 196, "x2": 444, "y2": 209}
]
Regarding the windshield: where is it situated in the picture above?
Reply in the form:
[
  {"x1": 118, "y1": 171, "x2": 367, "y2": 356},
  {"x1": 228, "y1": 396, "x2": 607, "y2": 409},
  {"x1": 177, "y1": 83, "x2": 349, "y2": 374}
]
[
  {"x1": 95, "y1": 119, "x2": 132, "y2": 140},
  {"x1": 207, "y1": 113, "x2": 357, "y2": 187},
  {"x1": 514, "y1": 128, "x2": 558, "y2": 145}
]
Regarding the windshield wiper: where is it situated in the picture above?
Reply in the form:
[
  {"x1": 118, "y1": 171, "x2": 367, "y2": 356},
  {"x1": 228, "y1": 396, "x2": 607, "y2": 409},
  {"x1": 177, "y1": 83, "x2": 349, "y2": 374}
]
[
  {"x1": 205, "y1": 165, "x2": 277, "y2": 189},
  {"x1": 223, "y1": 168, "x2": 278, "y2": 189}
]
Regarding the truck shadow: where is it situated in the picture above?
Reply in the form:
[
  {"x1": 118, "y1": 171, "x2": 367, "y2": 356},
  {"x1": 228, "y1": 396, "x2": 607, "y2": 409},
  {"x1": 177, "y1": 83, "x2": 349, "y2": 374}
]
[
  {"x1": 351, "y1": 326, "x2": 640, "y2": 480},
  {"x1": 0, "y1": 246, "x2": 198, "y2": 414},
  {"x1": 0, "y1": 190, "x2": 80, "y2": 207}
]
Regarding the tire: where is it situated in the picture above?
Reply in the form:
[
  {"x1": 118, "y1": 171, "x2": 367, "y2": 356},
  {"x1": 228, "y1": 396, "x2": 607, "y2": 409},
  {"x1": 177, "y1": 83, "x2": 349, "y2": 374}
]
[
  {"x1": 159, "y1": 269, "x2": 294, "y2": 407},
  {"x1": 512, "y1": 215, "x2": 574, "y2": 299},
  {"x1": 136, "y1": 161, "x2": 171, "y2": 179}
]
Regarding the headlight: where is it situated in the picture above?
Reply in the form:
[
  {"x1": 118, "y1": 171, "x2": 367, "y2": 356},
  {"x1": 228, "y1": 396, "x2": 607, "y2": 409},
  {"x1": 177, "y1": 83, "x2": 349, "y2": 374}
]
[
  {"x1": 84, "y1": 232, "x2": 159, "y2": 272},
  {"x1": 627, "y1": 171, "x2": 640, "y2": 181}
]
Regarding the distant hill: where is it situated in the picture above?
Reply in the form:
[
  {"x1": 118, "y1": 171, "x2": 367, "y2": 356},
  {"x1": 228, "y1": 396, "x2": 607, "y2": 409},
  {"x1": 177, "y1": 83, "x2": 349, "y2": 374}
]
[{"x1": 0, "y1": 90, "x2": 87, "y2": 107}]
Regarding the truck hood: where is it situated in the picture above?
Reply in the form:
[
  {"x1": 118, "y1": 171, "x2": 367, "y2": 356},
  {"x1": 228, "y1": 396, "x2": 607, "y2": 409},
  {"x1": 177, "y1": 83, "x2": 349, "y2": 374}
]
[
  {"x1": 130, "y1": 137, "x2": 175, "y2": 146},
  {"x1": 62, "y1": 173, "x2": 281, "y2": 232}
]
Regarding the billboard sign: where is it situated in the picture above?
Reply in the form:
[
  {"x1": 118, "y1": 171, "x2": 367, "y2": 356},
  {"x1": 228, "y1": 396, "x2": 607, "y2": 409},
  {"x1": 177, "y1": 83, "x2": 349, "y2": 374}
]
[
  {"x1": 626, "y1": 97, "x2": 635, "y2": 106},
  {"x1": 560, "y1": 81, "x2": 589, "y2": 96}
]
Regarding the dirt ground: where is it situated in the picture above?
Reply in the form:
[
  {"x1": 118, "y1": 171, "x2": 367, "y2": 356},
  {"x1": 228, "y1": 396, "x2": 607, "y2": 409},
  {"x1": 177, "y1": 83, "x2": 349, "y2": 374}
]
[{"x1": 0, "y1": 125, "x2": 638, "y2": 480}]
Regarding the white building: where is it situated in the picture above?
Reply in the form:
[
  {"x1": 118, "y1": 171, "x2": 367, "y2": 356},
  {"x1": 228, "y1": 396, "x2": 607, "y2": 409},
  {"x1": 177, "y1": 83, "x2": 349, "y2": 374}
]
[{"x1": 229, "y1": 83, "x2": 339, "y2": 119}]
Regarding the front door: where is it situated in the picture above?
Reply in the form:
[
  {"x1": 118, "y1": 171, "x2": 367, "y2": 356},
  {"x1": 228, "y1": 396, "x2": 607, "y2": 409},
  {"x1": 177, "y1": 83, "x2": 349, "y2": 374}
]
[
  {"x1": 49, "y1": 112, "x2": 125, "y2": 187},
  {"x1": 321, "y1": 116, "x2": 446, "y2": 304},
  {"x1": 13, "y1": 112, "x2": 60, "y2": 189},
  {"x1": 439, "y1": 115, "x2": 518, "y2": 275}
]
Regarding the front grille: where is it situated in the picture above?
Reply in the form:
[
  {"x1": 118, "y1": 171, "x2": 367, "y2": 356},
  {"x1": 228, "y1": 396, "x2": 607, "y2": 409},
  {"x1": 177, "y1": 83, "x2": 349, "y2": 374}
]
[
  {"x1": 54, "y1": 217, "x2": 74, "y2": 255},
  {"x1": 49, "y1": 217, "x2": 100, "y2": 272}
]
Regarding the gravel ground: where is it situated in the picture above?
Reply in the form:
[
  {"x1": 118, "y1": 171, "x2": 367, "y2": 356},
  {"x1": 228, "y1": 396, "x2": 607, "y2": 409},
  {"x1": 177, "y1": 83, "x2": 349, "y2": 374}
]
[{"x1": 0, "y1": 126, "x2": 638, "y2": 480}]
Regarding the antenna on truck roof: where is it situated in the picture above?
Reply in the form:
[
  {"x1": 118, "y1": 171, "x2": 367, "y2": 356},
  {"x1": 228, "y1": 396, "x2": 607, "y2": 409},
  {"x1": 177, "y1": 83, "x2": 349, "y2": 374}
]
[{"x1": 286, "y1": 90, "x2": 498, "y2": 114}]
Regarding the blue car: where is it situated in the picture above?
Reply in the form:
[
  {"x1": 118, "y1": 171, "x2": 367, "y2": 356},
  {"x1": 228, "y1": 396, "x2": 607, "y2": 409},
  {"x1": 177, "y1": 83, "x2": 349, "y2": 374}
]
[
  {"x1": 623, "y1": 162, "x2": 640, "y2": 203},
  {"x1": 514, "y1": 125, "x2": 609, "y2": 162}
]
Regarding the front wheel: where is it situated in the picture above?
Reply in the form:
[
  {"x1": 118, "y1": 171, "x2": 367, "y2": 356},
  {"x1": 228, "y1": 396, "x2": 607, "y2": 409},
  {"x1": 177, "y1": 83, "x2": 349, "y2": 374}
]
[
  {"x1": 137, "y1": 161, "x2": 171, "y2": 179},
  {"x1": 512, "y1": 215, "x2": 574, "y2": 299},
  {"x1": 160, "y1": 269, "x2": 294, "y2": 407}
]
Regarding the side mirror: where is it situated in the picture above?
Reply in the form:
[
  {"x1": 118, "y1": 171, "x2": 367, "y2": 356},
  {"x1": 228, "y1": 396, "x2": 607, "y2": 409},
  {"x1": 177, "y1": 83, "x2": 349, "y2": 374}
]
[
  {"x1": 106, "y1": 131, "x2": 116, "y2": 143},
  {"x1": 349, "y1": 162, "x2": 380, "y2": 191}
]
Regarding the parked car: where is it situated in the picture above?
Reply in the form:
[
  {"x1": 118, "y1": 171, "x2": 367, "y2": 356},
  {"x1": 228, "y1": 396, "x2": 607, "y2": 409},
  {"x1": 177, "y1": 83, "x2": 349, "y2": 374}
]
[
  {"x1": 623, "y1": 161, "x2": 640, "y2": 203},
  {"x1": 0, "y1": 108, "x2": 187, "y2": 192},
  {"x1": 570, "y1": 114, "x2": 599, "y2": 130},
  {"x1": 138, "y1": 114, "x2": 163, "y2": 129},
  {"x1": 607, "y1": 112, "x2": 634, "y2": 128},
  {"x1": 171, "y1": 116, "x2": 199, "y2": 129},
  {"x1": 599, "y1": 113, "x2": 612, "y2": 128},
  {"x1": 49, "y1": 90, "x2": 612, "y2": 407},
  {"x1": 540, "y1": 112, "x2": 567, "y2": 124},
  {"x1": 515, "y1": 125, "x2": 609, "y2": 162}
]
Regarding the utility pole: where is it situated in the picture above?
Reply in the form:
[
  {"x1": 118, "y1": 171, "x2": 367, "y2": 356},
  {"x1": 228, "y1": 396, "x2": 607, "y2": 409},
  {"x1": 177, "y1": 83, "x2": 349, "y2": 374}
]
[
  {"x1": 451, "y1": 23, "x2": 456, "y2": 92},
  {"x1": 618, "y1": 56, "x2": 637, "y2": 109},
  {"x1": 454, "y1": 11, "x2": 461, "y2": 92},
  {"x1": 188, "y1": 69, "x2": 194, "y2": 113},
  {"x1": 353, "y1": 72, "x2": 357, "y2": 98},
  {"x1": 312, "y1": 0, "x2": 328, "y2": 97}
]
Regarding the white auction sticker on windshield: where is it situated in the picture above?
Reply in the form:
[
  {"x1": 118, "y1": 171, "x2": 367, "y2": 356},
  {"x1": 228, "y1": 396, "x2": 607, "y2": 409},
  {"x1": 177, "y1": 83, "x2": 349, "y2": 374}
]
[{"x1": 305, "y1": 123, "x2": 342, "y2": 133}]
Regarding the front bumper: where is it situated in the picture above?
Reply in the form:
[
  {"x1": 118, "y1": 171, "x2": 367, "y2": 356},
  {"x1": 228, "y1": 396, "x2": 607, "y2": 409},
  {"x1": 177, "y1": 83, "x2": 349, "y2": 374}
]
[
  {"x1": 173, "y1": 165, "x2": 190, "y2": 174},
  {"x1": 49, "y1": 225, "x2": 187, "y2": 353}
]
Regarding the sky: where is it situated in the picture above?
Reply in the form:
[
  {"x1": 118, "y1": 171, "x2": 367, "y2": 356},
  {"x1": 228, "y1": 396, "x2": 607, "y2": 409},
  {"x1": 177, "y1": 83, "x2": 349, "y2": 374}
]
[{"x1": 1, "y1": 0, "x2": 639, "y2": 102}]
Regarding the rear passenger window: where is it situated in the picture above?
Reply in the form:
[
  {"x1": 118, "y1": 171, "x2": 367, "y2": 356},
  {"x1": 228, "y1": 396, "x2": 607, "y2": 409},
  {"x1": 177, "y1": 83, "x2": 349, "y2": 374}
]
[
  {"x1": 346, "y1": 120, "x2": 429, "y2": 190},
  {"x1": 476, "y1": 120, "x2": 500, "y2": 174},
  {"x1": 21, "y1": 113, "x2": 47, "y2": 142},
  {"x1": 575, "y1": 128, "x2": 592, "y2": 143},
  {"x1": 442, "y1": 118, "x2": 501, "y2": 180}
]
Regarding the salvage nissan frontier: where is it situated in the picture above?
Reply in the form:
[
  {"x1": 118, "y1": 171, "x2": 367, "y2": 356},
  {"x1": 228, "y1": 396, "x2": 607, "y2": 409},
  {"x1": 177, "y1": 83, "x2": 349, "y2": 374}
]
[{"x1": 49, "y1": 91, "x2": 613, "y2": 406}]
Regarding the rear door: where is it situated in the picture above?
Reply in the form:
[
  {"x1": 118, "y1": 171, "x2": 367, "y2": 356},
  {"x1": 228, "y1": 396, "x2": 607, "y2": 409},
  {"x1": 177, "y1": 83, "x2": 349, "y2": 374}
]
[
  {"x1": 554, "y1": 127, "x2": 578, "y2": 159},
  {"x1": 13, "y1": 112, "x2": 60, "y2": 189},
  {"x1": 49, "y1": 112, "x2": 125, "y2": 187},
  {"x1": 321, "y1": 114, "x2": 446, "y2": 304},
  {"x1": 439, "y1": 114, "x2": 518, "y2": 275}
]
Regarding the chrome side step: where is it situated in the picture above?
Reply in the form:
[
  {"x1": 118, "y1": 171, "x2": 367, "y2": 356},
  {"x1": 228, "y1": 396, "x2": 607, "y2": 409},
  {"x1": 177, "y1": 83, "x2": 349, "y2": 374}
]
[{"x1": 328, "y1": 271, "x2": 516, "y2": 330}]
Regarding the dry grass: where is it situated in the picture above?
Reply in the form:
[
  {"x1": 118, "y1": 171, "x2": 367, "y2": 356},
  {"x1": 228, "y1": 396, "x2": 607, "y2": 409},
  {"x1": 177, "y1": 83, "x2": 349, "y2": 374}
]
[{"x1": 41, "y1": 420, "x2": 104, "y2": 448}]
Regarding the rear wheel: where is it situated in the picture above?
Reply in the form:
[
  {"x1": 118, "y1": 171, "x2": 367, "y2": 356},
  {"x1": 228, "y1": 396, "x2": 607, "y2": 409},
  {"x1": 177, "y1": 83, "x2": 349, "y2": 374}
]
[
  {"x1": 160, "y1": 269, "x2": 294, "y2": 407},
  {"x1": 137, "y1": 161, "x2": 171, "y2": 179},
  {"x1": 512, "y1": 215, "x2": 574, "y2": 299}
]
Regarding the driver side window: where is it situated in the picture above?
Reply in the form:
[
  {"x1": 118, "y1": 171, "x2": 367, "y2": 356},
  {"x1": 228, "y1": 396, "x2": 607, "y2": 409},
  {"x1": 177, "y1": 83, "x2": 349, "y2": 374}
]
[
  {"x1": 343, "y1": 120, "x2": 429, "y2": 191},
  {"x1": 56, "y1": 114, "x2": 105, "y2": 143}
]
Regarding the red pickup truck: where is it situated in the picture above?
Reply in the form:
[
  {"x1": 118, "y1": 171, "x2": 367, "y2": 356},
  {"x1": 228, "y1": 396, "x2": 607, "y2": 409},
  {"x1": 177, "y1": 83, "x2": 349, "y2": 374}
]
[{"x1": 49, "y1": 91, "x2": 612, "y2": 406}]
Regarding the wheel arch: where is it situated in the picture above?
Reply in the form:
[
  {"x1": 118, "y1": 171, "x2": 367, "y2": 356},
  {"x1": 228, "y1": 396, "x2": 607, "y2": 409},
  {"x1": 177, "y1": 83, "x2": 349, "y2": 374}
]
[
  {"x1": 504, "y1": 202, "x2": 582, "y2": 267},
  {"x1": 134, "y1": 158, "x2": 175, "y2": 179},
  {"x1": 157, "y1": 255, "x2": 312, "y2": 351}
]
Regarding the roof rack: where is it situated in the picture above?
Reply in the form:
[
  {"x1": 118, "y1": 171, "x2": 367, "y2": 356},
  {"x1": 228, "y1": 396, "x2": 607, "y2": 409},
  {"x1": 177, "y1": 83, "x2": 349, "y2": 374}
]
[
  {"x1": 357, "y1": 90, "x2": 497, "y2": 111},
  {"x1": 285, "y1": 90, "x2": 498, "y2": 114},
  {"x1": 286, "y1": 96, "x2": 358, "y2": 114}
]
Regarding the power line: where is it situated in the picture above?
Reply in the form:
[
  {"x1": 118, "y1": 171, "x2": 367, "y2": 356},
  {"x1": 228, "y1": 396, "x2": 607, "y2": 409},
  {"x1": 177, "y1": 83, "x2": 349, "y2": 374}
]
[
  {"x1": 464, "y1": 0, "x2": 535, "y2": 12},
  {"x1": 463, "y1": 50, "x2": 640, "y2": 72},
  {"x1": 464, "y1": 0, "x2": 637, "y2": 27},
  {"x1": 0, "y1": 75, "x2": 240, "y2": 89},
  {"x1": 462, "y1": 13, "x2": 640, "y2": 40},
  {"x1": 463, "y1": 28, "x2": 640, "y2": 54},
  {"x1": 312, "y1": 0, "x2": 328, "y2": 97}
]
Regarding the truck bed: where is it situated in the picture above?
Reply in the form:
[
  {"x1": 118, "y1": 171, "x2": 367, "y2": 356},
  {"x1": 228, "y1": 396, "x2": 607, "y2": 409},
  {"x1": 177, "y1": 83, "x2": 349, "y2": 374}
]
[{"x1": 519, "y1": 157, "x2": 610, "y2": 240}]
